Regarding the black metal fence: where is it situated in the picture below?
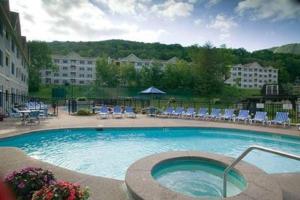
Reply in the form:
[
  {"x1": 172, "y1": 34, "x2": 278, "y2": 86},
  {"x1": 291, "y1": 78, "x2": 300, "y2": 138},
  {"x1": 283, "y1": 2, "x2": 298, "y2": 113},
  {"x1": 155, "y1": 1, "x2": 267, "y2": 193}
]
[
  {"x1": 0, "y1": 92, "x2": 60, "y2": 116},
  {"x1": 70, "y1": 97, "x2": 300, "y2": 123}
]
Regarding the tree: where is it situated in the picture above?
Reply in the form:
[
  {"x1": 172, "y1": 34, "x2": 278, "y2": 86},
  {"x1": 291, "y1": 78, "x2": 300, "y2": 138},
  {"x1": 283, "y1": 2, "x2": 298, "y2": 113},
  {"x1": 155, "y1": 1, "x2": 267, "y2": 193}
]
[
  {"x1": 28, "y1": 41, "x2": 54, "y2": 92},
  {"x1": 189, "y1": 43, "x2": 232, "y2": 96}
]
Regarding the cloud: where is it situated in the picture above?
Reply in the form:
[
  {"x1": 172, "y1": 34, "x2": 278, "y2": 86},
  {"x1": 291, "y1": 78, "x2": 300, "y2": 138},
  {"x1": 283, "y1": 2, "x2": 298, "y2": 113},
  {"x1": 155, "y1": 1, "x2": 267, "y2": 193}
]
[
  {"x1": 151, "y1": 0, "x2": 195, "y2": 20},
  {"x1": 194, "y1": 18, "x2": 202, "y2": 25},
  {"x1": 9, "y1": 0, "x2": 166, "y2": 42},
  {"x1": 92, "y1": 0, "x2": 150, "y2": 15},
  {"x1": 206, "y1": 0, "x2": 222, "y2": 8},
  {"x1": 208, "y1": 14, "x2": 237, "y2": 40},
  {"x1": 236, "y1": 0, "x2": 300, "y2": 21}
]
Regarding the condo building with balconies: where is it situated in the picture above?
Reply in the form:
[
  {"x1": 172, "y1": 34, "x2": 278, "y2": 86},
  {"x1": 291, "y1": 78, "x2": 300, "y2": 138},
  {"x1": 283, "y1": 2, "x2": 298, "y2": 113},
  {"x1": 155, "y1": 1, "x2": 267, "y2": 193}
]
[
  {"x1": 40, "y1": 52, "x2": 97, "y2": 85},
  {"x1": 0, "y1": 0, "x2": 29, "y2": 110},
  {"x1": 225, "y1": 62, "x2": 278, "y2": 89}
]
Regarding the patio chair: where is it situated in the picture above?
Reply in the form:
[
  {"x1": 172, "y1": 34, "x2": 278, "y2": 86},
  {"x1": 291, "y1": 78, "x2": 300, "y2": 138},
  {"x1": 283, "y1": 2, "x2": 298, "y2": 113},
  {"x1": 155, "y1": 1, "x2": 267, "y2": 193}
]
[
  {"x1": 219, "y1": 109, "x2": 235, "y2": 121},
  {"x1": 98, "y1": 106, "x2": 109, "y2": 119},
  {"x1": 195, "y1": 108, "x2": 208, "y2": 119},
  {"x1": 125, "y1": 106, "x2": 136, "y2": 118},
  {"x1": 26, "y1": 110, "x2": 40, "y2": 125},
  {"x1": 161, "y1": 107, "x2": 174, "y2": 117},
  {"x1": 112, "y1": 106, "x2": 123, "y2": 119},
  {"x1": 269, "y1": 112, "x2": 290, "y2": 127},
  {"x1": 249, "y1": 111, "x2": 268, "y2": 125},
  {"x1": 207, "y1": 108, "x2": 221, "y2": 120},
  {"x1": 182, "y1": 107, "x2": 195, "y2": 119},
  {"x1": 234, "y1": 110, "x2": 250, "y2": 123},
  {"x1": 172, "y1": 107, "x2": 185, "y2": 118},
  {"x1": 9, "y1": 108, "x2": 21, "y2": 118}
]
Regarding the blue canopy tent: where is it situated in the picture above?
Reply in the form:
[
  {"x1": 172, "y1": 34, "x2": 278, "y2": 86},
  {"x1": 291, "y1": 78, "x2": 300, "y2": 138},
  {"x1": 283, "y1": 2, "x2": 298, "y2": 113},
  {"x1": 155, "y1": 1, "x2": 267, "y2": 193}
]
[
  {"x1": 140, "y1": 86, "x2": 166, "y2": 95},
  {"x1": 139, "y1": 87, "x2": 166, "y2": 116}
]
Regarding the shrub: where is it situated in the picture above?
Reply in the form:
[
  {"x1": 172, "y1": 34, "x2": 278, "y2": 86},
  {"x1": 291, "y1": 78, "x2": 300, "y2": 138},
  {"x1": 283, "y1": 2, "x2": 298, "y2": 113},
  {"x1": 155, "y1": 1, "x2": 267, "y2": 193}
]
[
  {"x1": 76, "y1": 97, "x2": 87, "y2": 101},
  {"x1": 32, "y1": 181, "x2": 89, "y2": 200},
  {"x1": 77, "y1": 109, "x2": 91, "y2": 116},
  {"x1": 4, "y1": 167, "x2": 56, "y2": 200}
]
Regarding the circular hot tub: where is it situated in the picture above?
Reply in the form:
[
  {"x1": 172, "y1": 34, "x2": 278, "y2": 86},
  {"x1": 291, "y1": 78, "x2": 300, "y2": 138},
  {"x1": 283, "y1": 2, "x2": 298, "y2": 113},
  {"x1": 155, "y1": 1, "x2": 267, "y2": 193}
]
[
  {"x1": 125, "y1": 151, "x2": 282, "y2": 200},
  {"x1": 152, "y1": 158, "x2": 246, "y2": 198}
]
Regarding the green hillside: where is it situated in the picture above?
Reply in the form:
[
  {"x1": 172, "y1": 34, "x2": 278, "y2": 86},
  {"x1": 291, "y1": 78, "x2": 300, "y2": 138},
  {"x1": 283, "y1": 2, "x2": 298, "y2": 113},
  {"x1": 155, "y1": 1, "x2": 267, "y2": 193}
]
[
  {"x1": 269, "y1": 43, "x2": 300, "y2": 55},
  {"x1": 47, "y1": 40, "x2": 190, "y2": 60}
]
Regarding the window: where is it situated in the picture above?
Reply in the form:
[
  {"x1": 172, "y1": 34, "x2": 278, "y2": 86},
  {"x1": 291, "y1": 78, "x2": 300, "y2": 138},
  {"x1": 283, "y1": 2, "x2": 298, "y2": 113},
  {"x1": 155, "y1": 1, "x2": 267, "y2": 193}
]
[
  {"x1": 54, "y1": 73, "x2": 59, "y2": 77},
  {"x1": 70, "y1": 65, "x2": 76, "y2": 70},
  {"x1": 11, "y1": 41, "x2": 15, "y2": 52},
  {"x1": 0, "y1": 19, "x2": 3, "y2": 36},
  {"x1": 0, "y1": 50, "x2": 3, "y2": 67},
  {"x1": 79, "y1": 67, "x2": 84, "y2": 71},
  {"x1": 80, "y1": 60, "x2": 85, "y2": 64},
  {"x1": 71, "y1": 60, "x2": 76, "y2": 64},
  {"x1": 79, "y1": 81, "x2": 85, "y2": 84},
  {"x1": 45, "y1": 71, "x2": 51, "y2": 76},
  {"x1": 5, "y1": 55, "x2": 9, "y2": 66},
  {"x1": 54, "y1": 59, "x2": 60, "y2": 63},
  {"x1": 70, "y1": 72, "x2": 76, "y2": 76},
  {"x1": 71, "y1": 79, "x2": 76, "y2": 84},
  {"x1": 87, "y1": 67, "x2": 92, "y2": 71},
  {"x1": 87, "y1": 74, "x2": 92, "y2": 78},
  {"x1": 63, "y1": 60, "x2": 68, "y2": 64},
  {"x1": 87, "y1": 61, "x2": 92, "y2": 65},
  {"x1": 11, "y1": 63, "x2": 15, "y2": 75},
  {"x1": 63, "y1": 66, "x2": 68, "y2": 70},
  {"x1": 54, "y1": 80, "x2": 59, "y2": 84},
  {"x1": 46, "y1": 78, "x2": 51, "y2": 84},
  {"x1": 5, "y1": 30, "x2": 9, "y2": 40},
  {"x1": 63, "y1": 73, "x2": 68, "y2": 77},
  {"x1": 79, "y1": 74, "x2": 84, "y2": 78}
]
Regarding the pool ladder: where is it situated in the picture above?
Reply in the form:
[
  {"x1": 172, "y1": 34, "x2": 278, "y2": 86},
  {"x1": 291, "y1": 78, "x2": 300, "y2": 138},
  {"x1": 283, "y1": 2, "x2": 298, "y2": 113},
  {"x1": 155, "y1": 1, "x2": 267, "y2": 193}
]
[{"x1": 223, "y1": 145, "x2": 300, "y2": 198}]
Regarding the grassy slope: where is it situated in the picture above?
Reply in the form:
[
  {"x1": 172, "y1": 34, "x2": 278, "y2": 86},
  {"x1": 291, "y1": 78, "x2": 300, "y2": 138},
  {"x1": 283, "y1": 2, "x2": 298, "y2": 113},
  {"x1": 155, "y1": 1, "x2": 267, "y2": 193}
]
[{"x1": 270, "y1": 43, "x2": 300, "y2": 55}]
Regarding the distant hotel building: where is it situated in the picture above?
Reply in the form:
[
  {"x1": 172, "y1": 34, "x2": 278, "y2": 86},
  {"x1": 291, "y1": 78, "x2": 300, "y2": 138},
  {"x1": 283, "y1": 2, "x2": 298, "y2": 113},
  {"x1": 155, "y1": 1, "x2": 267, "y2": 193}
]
[
  {"x1": 225, "y1": 62, "x2": 278, "y2": 89},
  {"x1": 108, "y1": 54, "x2": 178, "y2": 69},
  {"x1": 40, "y1": 52, "x2": 96, "y2": 85},
  {"x1": 41, "y1": 53, "x2": 178, "y2": 85},
  {"x1": 0, "y1": 0, "x2": 29, "y2": 109}
]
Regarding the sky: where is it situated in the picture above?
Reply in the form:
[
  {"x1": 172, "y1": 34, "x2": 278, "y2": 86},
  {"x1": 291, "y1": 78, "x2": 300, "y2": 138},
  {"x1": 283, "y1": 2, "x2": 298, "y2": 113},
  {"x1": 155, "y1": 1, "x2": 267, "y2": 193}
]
[{"x1": 9, "y1": 0, "x2": 300, "y2": 51}]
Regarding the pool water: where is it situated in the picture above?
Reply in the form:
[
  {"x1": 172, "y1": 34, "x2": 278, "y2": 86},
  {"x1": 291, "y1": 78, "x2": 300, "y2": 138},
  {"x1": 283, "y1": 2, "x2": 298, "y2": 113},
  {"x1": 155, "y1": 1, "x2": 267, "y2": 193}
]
[
  {"x1": 152, "y1": 159, "x2": 246, "y2": 198},
  {"x1": 0, "y1": 127, "x2": 300, "y2": 180}
]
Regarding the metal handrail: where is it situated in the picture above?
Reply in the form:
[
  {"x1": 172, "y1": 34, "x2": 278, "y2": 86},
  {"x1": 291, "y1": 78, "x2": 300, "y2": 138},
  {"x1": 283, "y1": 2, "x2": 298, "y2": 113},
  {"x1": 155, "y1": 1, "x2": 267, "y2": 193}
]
[{"x1": 223, "y1": 145, "x2": 300, "y2": 198}]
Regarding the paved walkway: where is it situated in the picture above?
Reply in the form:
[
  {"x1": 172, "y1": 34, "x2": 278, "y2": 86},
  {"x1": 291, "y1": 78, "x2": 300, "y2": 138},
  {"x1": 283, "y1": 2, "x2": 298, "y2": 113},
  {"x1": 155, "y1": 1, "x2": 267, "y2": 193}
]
[
  {"x1": 0, "y1": 108, "x2": 300, "y2": 200},
  {"x1": 0, "y1": 108, "x2": 299, "y2": 139}
]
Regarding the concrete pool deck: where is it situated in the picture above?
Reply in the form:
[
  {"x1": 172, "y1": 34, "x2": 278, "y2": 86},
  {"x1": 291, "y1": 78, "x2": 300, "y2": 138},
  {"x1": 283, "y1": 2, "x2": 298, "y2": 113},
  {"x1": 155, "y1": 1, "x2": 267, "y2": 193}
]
[{"x1": 0, "y1": 108, "x2": 300, "y2": 200}]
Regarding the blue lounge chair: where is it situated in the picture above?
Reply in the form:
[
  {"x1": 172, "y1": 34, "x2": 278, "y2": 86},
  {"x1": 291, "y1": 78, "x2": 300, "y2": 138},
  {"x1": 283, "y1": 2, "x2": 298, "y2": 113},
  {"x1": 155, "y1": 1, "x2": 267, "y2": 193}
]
[
  {"x1": 249, "y1": 111, "x2": 268, "y2": 125},
  {"x1": 207, "y1": 108, "x2": 221, "y2": 120},
  {"x1": 195, "y1": 108, "x2": 208, "y2": 119},
  {"x1": 182, "y1": 107, "x2": 195, "y2": 118},
  {"x1": 270, "y1": 112, "x2": 290, "y2": 127},
  {"x1": 161, "y1": 107, "x2": 174, "y2": 117},
  {"x1": 125, "y1": 106, "x2": 136, "y2": 118},
  {"x1": 219, "y1": 109, "x2": 235, "y2": 121},
  {"x1": 98, "y1": 106, "x2": 109, "y2": 119},
  {"x1": 234, "y1": 110, "x2": 250, "y2": 123},
  {"x1": 112, "y1": 106, "x2": 123, "y2": 118},
  {"x1": 9, "y1": 108, "x2": 21, "y2": 118},
  {"x1": 172, "y1": 107, "x2": 185, "y2": 118}
]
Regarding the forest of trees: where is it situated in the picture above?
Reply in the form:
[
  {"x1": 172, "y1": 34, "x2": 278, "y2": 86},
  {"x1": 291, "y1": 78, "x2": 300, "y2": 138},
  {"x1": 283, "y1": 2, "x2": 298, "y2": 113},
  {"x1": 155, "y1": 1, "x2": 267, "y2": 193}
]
[{"x1": 29, "y1": 40, "x2": 300, "y2": 97}]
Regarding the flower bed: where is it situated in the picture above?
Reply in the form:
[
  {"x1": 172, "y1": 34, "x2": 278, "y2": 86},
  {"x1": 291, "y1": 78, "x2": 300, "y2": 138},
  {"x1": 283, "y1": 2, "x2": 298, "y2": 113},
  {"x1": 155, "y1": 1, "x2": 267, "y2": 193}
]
[
  {"x1": 32, "y1": 181, "x2": 89, "y2": 200},
  {"x1": 4, "y1": 167, "x2": 89, "y2": 200}
]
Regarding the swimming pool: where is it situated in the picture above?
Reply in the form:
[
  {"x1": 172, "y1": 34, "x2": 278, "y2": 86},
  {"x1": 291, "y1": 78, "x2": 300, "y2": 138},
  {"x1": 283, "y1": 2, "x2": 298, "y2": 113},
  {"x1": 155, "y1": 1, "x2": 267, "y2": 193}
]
[{"x1": 0, "y1": 127, "x2": 300, "y2": 180}]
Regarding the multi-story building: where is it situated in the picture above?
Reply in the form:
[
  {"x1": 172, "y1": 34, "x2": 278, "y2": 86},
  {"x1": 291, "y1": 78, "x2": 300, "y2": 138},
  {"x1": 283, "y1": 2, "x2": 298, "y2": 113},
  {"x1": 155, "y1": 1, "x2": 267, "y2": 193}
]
[
  {"x1": 0, "y1": 0, "x2": 29, "y2": 110},
  {"x1": 40, "y1": 52, "x2": 97, "y2": 85},
  {"x1": 108, "y1": 54, "x2": 178, "y2": 69},
  {"x1": 225, "y1": 62, "x2": 278, "y2": 89}
]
